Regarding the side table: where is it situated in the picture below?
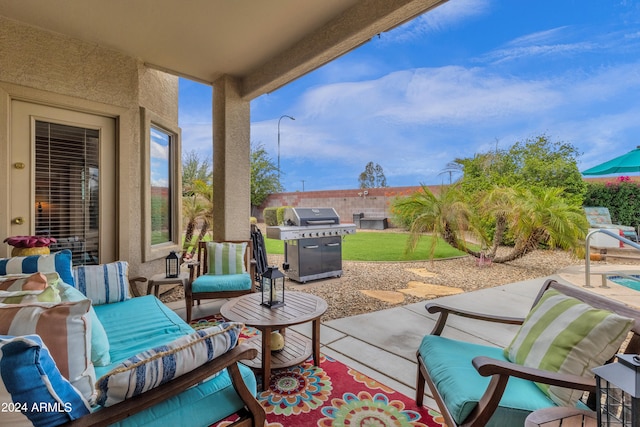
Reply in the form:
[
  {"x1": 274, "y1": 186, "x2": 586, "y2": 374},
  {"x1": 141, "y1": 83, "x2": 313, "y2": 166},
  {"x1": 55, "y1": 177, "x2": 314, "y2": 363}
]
[
  {"x1": 220, "y1": 291, "x2": 328, "y2": 390},
  {"x1": 525, "y1": 407, "x2": 597, "y2": 427},
  {"x1": 147, "y1": 272, "x2": 189, "y2": 297}
]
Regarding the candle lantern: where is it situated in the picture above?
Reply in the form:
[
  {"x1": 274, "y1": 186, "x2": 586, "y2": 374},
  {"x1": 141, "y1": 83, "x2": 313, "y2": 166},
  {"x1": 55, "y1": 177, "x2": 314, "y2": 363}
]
[
  {"x1": 261, "y1": 265, "x2": 285, "y2": 309},
  {"x1": 593, "y1": 354, "x2": 640, "y2": 427},
  {"x1": 165, "y1": 251, "x2": 179, "y2": 278}
]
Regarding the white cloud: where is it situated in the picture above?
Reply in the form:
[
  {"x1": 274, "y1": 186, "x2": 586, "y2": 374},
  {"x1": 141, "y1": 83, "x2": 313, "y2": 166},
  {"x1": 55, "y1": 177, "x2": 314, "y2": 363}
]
[
  {"x1": 380, "y1": 67, "x2": 561, "y2": 124},
  {"x1": 251, "y1": 57, "x2": 640, "y2": 188},
  {"x1": 382, "y1": 0, "x2": 491, "y2": 43},
  {"x1": 150, "y1": 139, "x2": 169, "y2": 160}
]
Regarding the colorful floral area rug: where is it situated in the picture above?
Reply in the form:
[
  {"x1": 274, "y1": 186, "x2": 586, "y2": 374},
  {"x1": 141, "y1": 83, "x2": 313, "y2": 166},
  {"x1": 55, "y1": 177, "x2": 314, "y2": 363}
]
[{"x1": 191, "y1": 315, "x2": 444, "y2": 427}]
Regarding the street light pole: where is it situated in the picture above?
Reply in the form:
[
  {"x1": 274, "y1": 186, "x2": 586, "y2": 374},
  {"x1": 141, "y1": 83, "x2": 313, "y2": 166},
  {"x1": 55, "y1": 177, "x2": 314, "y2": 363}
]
[{"x1": 277, "y1": 115, "x2": 295, "y2": 181}]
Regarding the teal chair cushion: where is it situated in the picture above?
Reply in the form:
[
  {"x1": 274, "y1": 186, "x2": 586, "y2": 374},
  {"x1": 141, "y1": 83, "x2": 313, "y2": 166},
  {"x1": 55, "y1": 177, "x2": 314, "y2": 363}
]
[
  {"x1": 419, "y1": 335, "x2": 569, "y2": 427},
  {"x1": 192, "y1": 272, "x2": 252, "y2": 293}
]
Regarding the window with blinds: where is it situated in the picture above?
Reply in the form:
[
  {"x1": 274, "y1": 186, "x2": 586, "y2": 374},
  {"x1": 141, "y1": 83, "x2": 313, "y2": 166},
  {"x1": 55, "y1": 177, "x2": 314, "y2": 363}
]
[{"x1": 34, "y1": 120, "x2": 100, "y2": 265}]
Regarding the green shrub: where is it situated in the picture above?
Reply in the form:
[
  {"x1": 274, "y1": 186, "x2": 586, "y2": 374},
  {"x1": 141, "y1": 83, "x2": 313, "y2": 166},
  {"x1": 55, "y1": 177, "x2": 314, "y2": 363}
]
[
  {"x1": 584, "y1": 178, "x2": 640, "y2": 228},
  {"x1": 276, "y1": 206, "x2": 292, "y2": 225},
  {"x1": 390, "y1": 195, "x2": 416, "y2": 230},
  {"x1": 263, "y1": 207, "x2": 278, "y2": 226}
]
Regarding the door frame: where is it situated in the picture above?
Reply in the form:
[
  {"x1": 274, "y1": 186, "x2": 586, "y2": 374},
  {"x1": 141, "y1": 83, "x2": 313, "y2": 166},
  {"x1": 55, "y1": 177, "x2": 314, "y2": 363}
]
[
  {"x1": 0, "y1": 83, "x2": 132, "y2": 261},
  {"x1": 11, "y1": 100, "x2": 116, "y2": 263}
]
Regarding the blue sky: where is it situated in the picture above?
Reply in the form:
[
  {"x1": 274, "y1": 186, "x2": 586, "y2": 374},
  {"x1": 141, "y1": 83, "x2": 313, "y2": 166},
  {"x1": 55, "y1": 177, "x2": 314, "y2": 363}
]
[{"x1": 179, "y1": 0, "x2": 640, "y2": 192}]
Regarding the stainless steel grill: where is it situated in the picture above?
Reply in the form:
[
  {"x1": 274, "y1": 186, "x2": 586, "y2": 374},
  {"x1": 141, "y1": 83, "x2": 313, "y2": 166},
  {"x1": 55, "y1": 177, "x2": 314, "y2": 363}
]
[{"x1": 266, "y1": 207, "x2": 356, "y2": 283}]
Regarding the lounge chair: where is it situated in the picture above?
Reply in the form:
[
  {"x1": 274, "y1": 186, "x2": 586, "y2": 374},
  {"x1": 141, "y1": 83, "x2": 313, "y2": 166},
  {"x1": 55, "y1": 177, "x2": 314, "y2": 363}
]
[{"x1": 584, "y1": 206, "x2": 638, "y2": 242}]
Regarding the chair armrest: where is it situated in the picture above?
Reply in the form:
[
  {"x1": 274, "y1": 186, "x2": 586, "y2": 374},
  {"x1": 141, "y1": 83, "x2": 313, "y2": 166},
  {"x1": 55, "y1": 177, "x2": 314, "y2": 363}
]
[
  {"x1": 127, "y1": 276, "x2": 147, "y2": 298},
  {"x1": 460, "y1": 356, "x2": 596, "y2": 426},
  {"x1": 187, "y1": 261, "x2": 200, "y2": 283},
  {"x1": 426, "y1": 302, "x2": 525, "y2": 336},
  {"x1": 472, "y1": 356, "x2": 596, "y2": 392},
  {"x1": 61, "y1": 344, "x2": 263, "y2": 427}
]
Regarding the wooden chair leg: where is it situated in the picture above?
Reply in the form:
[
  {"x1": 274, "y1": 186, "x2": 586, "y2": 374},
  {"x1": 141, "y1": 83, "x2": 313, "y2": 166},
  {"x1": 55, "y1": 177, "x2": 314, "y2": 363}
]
[
  {"x1": 186, "y1": 295, "x2": 193, "y2": 323},
  {"x1": 416, "y1": 357, "x2": 425, "y2": 406}
]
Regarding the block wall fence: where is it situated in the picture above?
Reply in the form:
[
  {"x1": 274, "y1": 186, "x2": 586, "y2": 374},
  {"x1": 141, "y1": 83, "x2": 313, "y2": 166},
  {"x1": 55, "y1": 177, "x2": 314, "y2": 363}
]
[
  {"x1": 255, "y1": 185, "x2": 443, "y2": 227},
  {"x1": 254, "y1": 177, "x2": 623, "y2": 227}
]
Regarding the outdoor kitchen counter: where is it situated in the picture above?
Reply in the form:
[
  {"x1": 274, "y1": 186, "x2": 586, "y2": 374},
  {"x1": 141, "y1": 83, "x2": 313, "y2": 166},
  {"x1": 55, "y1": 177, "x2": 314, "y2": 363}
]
[{"x1": 220, "y1": 291, "x2": 328, "y2": 390}]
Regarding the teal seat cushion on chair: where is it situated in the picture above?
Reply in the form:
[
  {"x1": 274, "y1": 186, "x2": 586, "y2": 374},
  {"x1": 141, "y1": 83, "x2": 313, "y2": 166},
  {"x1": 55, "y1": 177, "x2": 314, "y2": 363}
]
[
  {"x1": 419, "y1": 335, "x2": 565, "y2": 427},
  {"x1": 192, "y1": 272, "x2": 252, "y2": 293}
]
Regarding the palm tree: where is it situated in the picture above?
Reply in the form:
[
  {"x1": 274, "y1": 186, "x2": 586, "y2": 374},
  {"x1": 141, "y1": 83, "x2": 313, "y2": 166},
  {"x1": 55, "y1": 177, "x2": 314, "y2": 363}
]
[
  {"x1": 394, "y1": 184, "x2": 485, "y2": 259},
  {"x1": 396, "y1": 184, "x2": 588, "y2": 263},
  {"x1": 189, "y1": 179, "x2": 213, "y2": 256},
  {"x1": 182, "y1": 194, "x2": 207, "y2": 258},
  {"x1": 182, "y1": 151, "x2": 212, "y2": 257},
  {"x1": 478, "y1": 186, "x2": 518, "y2": 259},
  {"x1": 490, "y1": 187, "x2": 588, "y2": 263}
]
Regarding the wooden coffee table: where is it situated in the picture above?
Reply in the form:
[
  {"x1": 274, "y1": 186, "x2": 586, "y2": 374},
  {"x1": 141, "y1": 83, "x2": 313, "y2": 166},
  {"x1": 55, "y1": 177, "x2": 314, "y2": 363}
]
[{"x1": 220, "y1": 291, "x2": 328, "y2": 390}]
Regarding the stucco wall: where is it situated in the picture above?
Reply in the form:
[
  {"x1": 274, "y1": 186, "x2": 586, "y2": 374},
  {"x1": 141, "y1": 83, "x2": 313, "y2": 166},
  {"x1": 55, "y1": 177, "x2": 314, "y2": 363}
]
[
  {"x1": 0, "y1": 17, "x2": 139, "y2": 107},
  {"x1": 256, "y1": 185, "x2": 441, "y2": 227},
  {"x1": 0, "y1": 16, "x2": 179, "y2": 282}
]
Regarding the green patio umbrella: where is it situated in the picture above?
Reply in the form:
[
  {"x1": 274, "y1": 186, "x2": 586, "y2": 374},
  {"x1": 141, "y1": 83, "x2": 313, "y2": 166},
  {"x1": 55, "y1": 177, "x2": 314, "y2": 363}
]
[{"x1": 582, "y1": 146, "x2": 640, "y2": 175}]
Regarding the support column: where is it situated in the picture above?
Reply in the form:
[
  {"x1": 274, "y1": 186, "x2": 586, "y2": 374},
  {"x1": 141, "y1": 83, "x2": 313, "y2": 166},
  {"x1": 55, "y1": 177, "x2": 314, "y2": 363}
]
[{"x1": 212, "y1": 75, "x2": 251, "y2": 241}]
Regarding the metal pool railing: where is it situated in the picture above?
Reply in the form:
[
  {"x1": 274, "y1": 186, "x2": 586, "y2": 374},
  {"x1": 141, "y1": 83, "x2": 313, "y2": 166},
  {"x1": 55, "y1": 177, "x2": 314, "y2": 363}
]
[{"x1": 584, "y1": 229, "x2": 640, "y2": 288}]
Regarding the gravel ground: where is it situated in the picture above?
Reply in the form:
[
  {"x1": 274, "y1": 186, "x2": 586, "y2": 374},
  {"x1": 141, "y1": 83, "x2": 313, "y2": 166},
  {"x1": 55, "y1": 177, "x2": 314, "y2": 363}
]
[{"x1": 161, "y1": 242, "x2": 588, "y2": 321}]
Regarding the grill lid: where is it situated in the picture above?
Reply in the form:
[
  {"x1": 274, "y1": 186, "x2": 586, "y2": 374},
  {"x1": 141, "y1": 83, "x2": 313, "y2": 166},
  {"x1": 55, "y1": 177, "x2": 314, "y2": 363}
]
[{"x1": 284, "y1": 207, "x2": 340, "y2": 226}]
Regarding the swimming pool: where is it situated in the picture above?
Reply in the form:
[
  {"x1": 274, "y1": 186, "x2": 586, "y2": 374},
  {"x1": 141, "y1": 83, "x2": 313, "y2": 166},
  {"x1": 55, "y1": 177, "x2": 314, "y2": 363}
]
[{"x1": 609, "y1": 274, "x2": 640, "y2": 291}]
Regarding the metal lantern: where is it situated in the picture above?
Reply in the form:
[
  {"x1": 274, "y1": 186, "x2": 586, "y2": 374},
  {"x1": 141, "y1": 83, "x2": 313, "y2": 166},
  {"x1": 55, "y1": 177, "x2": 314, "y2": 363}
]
[
  {"x1": 165, "y1": 251, "x2": 179, "y2": 278},
  {"x1": 261, "y1": 265, "x2": 285, "y2": 309},
  {"x1": 593, "y1": 354, "x2": 640, "y2": 427}
]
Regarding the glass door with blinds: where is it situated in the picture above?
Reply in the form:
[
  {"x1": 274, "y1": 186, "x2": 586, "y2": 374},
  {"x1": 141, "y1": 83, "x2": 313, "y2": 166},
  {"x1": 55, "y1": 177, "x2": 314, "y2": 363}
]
[
  {"x1": 34, "y1": 121, "x2": 100, "y2": 265},
  {"x1": 10, "y1": 100, "x2": 116, "y2": 265}
]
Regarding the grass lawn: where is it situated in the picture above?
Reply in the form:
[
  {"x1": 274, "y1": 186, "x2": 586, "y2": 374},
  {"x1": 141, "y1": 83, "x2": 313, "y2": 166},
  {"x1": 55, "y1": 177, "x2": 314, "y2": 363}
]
[{"x1": 264, "y1": 232, "x2": 467, "y2": 261}]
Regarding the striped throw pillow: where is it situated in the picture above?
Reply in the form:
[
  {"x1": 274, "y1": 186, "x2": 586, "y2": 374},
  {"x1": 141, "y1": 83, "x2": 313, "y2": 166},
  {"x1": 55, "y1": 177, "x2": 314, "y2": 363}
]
[
  {"x1": 0, "y1": 300, "x2": 96, "y2": 403},
  {"x1": 95, "y1": 322, "x2": 243, "y2": 407},
  {"x1": 0, "y1": 272, "x2": 56, "y2": 291},
  {"x1": 0, "y1": 285, "x2": 60, "y2": 304},
  {"x1": 57, "y1": 282, "x2": 111, "y2": 367},
  {"x1": 0, "y1": 272, "x2": 61, "y2": 304},
  {"x1": 0, "y1": 335, "x2": 91, "y2": 427},
  {"x1": 504, "y1": 289, "x2": 634, "y2": 406},
  {"x1": 207, "y1": 242, "x2": 247, "y2": 275},
  {"x1": 73, "y1": 261, "x2": 130, "y2": 305},
  {"x1": 0, "y1": 250, "x2": 74, "y2": 287}
]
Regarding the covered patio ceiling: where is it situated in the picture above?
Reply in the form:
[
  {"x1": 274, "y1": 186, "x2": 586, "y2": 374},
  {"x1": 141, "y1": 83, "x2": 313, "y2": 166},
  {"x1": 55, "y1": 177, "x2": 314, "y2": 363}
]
[{"x1": 0, "y1": 0, "x2": 448, "y2": 99}]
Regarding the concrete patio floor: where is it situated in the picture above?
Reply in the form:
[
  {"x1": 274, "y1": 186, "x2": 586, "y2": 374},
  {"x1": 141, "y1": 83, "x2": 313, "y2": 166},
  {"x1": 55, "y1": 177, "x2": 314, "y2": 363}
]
[{"x1": 165, "y1": 262, "x2": 640, "y2": 411}]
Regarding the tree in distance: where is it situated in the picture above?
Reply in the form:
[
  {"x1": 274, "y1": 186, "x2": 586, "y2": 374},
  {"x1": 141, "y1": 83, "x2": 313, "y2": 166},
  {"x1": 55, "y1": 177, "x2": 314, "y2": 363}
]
[
  {"x1": 251, "y1": 142, "x2": 283, "y2": 211},
  {"x1": 358, "y1": 161, "x2": 388, "y2": 189}
]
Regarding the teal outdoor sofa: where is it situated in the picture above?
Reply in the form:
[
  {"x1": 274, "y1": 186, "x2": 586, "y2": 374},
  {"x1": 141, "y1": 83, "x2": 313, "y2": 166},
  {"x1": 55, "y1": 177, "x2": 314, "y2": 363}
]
[
  {"x1": 66, "y1": 294, "x2": 264, "y2": 427},
  {"x1": 0, "y1": 251, "x2": 264, "y2": 427},
  {"x1": 416, "y1": 279, "x2": 640, "y2": 427}
]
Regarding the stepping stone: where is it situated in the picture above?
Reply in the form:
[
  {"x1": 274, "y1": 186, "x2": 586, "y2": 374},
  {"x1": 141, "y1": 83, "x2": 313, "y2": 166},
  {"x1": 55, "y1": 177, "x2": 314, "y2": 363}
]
[
  {"x1": 405, "y1": 268, "x2": 437, "y2": 278},
  {"x1": 360, "y1": 290, "x2": 405, "y2": 304},
  {"x1": 399, "y1": 281, "x2": 463, "y2": 298}
]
